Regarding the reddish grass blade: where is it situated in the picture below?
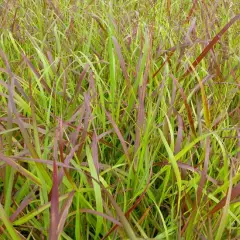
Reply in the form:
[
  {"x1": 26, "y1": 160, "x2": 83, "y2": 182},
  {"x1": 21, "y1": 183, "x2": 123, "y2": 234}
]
[
  {"x1": 14, "y1": 156, "x2": 112, "y2": 174},
  {"x1": 46, "y1": 51, "x2": 56, "y2": 73},
  {"x1": 0, "y1": 117, "x2": 46, "y2": 134},
  {"x1": 171, "y1": 74, "x2": 196, "y2": 137},
  {"x1": 77, "y1": 93, "x2": 91, "y2": 157},
  {"x1": 134, "y1": 40, "x2": 150, "y2": 157},
  {"x1": 152, "y1": 51, "x2": 175, "y2": 78},
  {"x1": 13, "y1": 156, "x2": 79, "y2": 171},
  {"x1": 182, "y1": 138, "x2": 211, "y2": 235},
  {"x1": 101, "y1": 184, "x2": 137, "y2": 240},
  {"x1": 91, "y1": 14, "x2": 107, "y2": 34},
  {"x1": 46, "y1": 0, "x2": 62, "y2": 20},
  {"x1": 91, "y1": 131, "x2": 100, "y2": 177},
  {"x1": 210, "y1": 183, "x2": 240, "y2": 215},
  {"x1": 0, "y1": 67, "x2": 29, "y2": 101},
  {"x1": 112, "y1": 36, "x2": 131, "y2": 88},
  {"x1": 154, "y1": 161, "x2": 219, "y2": 186},
  {"x1": 57, "y1": 191, "x2": 75, "y2": 236},
  {"x1": 59, "y1": 119, "x2": 64, "y2": 163},
  {"x1": 167, "y1": 0, "x2": 171, "y2": 16},
  {"x1": 53, "y1": 126, "x2": 59, "y2": 163},
  {"x1": 0, "y1": 153, "x2": 41, "y2": 186},
  {"x1": 174, "y1": 114, "x2": 184, "y2": 154},
  {"x1": 237, "y1": 129, "x2": 240, "y2": 160},
  {"x1": 176, "y1": 18, "x2": 197, "y2": 71},
  {"x1": 0, "y1": 49, "x2": 15, "y2": 156},
  {"x1": 184, "y1": 0, "x2": 198, "y2": 23},
  {"x1": 9, "y1": 192, "x2": 35, "y2": 222},
  {"x1": 88, "y1": 70, "x2": 97, "y2": 99},
  {"x1": 97, "y1": 130, "x2": 113, "y2": 141},
  {"x1": 196, "y1": 137, "x2": 211, "y2": 205},
  {"x1": 138, "y1": 206, "x2": 151, "y2": 225},
  {"x1": 22, "y1": 53, "x2": 51, "y2": 94},
  {"x1": 102, "y1": 167, "x2": 152, "y2": 240},
  {"x1": 49, "y1": 160, "x2": 59, "y2": 240},
  {"x1": 74, "y1": 63, "x2": 90, "y2": 97},
  {"x1": 105, "y1": 111, "x2": 130, "y2": 164},
  {"x1": 190, "y1": 74, "x2": 213, "y2": 96},
  {"x1": 78, "y1": 209, "x2": 122, "y2": 226},
  {"x1": 51, "y1": 120, "x2": 77, "y2": 191},
  {"x1": 69, "y1": 106, "x2": 85, "y2": 146},
  {"x1": 0, "y1": 51, "x2": 50, "y2": 183},
  {"x1": 182, "y1": 14, "x2": 240, "y2": 78}
]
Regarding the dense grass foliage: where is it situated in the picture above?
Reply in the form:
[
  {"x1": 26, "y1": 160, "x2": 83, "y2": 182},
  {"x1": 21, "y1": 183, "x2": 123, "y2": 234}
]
[{"x1": 0, "y1": 0, "x2": 240, "y2": 239}]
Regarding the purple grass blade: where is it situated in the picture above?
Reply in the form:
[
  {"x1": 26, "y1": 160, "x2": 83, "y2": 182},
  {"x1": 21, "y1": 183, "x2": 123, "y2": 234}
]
[
  {"x1": 57, "y1": 191, "x2": 75, "y2": 236},
  {"x1": 112, "y1": 36, "x2": 131, "y2": 88},
  {"x1": 105, "y1": 111, "x2": 130, "y2": 163},
  {"x1": 91, "y1": 131, "x2": 100, "y2": 177},
  {"x1": 49, "y1": 160, "x2": 59, "y2": 240},
  {"x1": 79, "y1": 209, "x2": 122, "y2": 226}
]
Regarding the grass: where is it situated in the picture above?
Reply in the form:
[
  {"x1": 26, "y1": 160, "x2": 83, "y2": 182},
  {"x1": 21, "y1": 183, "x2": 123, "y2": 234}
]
[{"x1": 0, "y1": 0, "x2": 240, "y2": 239}]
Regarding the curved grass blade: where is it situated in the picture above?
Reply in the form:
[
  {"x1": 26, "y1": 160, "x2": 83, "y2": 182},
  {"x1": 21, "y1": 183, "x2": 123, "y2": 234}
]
[
  {"x1": 0, "y1": 153, "x2": 41, "y2": 186},
  {"x1": 13, "y1": 194, "x2": 69, "y2": 226},
  {"x1": 182, "y1": 14, "x2": 240, "y2": 78}
]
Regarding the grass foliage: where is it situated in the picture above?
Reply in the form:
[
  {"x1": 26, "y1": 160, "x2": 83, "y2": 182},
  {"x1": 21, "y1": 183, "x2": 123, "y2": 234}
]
[{"x1": 0, "y1": 0, "x2": 240, "y2": 239}]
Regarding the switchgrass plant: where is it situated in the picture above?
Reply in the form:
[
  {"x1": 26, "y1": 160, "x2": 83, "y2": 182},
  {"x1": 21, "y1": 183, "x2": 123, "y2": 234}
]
[{"x1": 0, "y1": 0, "x2": 240, "y2": 239}]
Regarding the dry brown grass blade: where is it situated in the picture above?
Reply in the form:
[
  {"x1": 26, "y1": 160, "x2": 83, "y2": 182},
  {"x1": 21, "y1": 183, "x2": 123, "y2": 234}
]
[
  {"x1": 182, "y1": 14, "x2": 240, "y2": 78},
  {"x1": 167, "y1": 0, "x2": 171, "y2": 16}
]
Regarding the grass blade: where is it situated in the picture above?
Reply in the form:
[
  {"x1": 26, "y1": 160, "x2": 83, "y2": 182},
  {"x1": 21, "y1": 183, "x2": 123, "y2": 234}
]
[
  {"x1": 0, "y1": 203, "x2": 21, "y2": 240},
  {"x1": 49, "y1": 160, "x2": 59, "y2": 240},
  {"x1": 182, "y1": 14, "x2": 240, "y2": 78}
]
